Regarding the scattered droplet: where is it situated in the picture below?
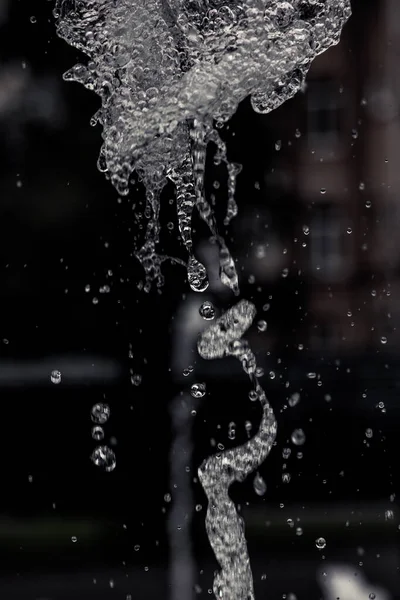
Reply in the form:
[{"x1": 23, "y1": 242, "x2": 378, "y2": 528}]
[
  {"x1": 291, "y1": 428, "x2": 306, "y2": 446},
  {"x1": 365, "y1": 428, "x2": 373, "y2": 439},
  {"x1": 190, "y1": 382, "x2": 206, "y2": 398},
  {"x1": 91, "y1": 403, "x2": 110, "y2": 424},
  {"x1": 131, "y1": 373, "x2": 142, "y2": 386},
  {"x1": 380, "y1": 336, "x2": 387, "y2": 345},
  {"x1": 288, "y1": 392, "x2": 300, "y2": 407},
  {"x1": 50, "y1": 370, "x2": 62, "y2": 385},
  {"x1": 71, "y1": 536, "x2": 78, "y2": 543},
  {"x1": 91, "y1": 445, "x2": 116, "y2": 472},
  {"x1": 199, "y1": 301, "x2": 215, "y2": 320},
  {"x1": 253, "y1": 473, "x2": 267, "y2": 496},
  {"x1": 187, "y1": 256, "x2": 209, "y2": 292},
  {"x1": 315, "y1": 537, "x2": 326, "y2": 549},
  {"x1": 257, "y1": 320, "x2": 267, "y2": 332},
  {"x1": 92, "y1": 426, "x2": 105, "y2": 441},
  {"x1": 385, "y1": 509, "x2": 394, "y2": 521}
]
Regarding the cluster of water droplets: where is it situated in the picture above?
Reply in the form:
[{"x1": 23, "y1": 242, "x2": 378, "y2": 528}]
[
  {"x1": 54, "y1": 0, "x2": 351, "y2": 294},
  {"x1": 90, "y1": 402, "x2": 116, "y2": 472}
]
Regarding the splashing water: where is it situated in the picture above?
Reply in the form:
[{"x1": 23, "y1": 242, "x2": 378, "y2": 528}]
[
  {"x1": 54, "y1": 1, "x2": 351, "y2": 597},
  {"x1": 198, "y1": 300, "x2": 277, "y2": 599},
  {"x1": 54, "y1": 0, "x2": 351, "y2": 293}
]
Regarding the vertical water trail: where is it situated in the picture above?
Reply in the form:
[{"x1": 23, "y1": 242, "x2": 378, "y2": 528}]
[{"x1": 197, "y1": 300, "x2": 277, "y2": 599}]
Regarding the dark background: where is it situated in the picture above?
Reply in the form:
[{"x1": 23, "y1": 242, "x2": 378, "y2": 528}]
[{"x1": 0, "y1": 0, "x2": 398, "y2": 598}]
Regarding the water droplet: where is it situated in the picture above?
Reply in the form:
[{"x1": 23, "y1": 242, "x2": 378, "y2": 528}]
[
  {"x1": 380, "y1": 336, "x2": 387, "y2": 345},
  {"x1": 71, "y1": 536, "x2": 78, "y2": 543},
  {"x1": 288, "y1": 392, "x2": 300, "y2": 407},
  {"x1": 199, "y1": 301, "x2": 215, "y2": 320},
  {"x1": 365, "y1": 428, "x2": 373, "y2": 439},
  {"x1": 131, "y1": 373, "x2": 142, "y2": 386},
  {"x1": 347, "y1": 227, "x2": 352, "y2": 234},
  {"x1": 50, "y1": 370, "x2": 62, "y2": 384},
  {"x1": 91, "y1": 445, "x2": 116, "y2": 472},
  {"x1": 187, "y1": 256, "x2": 209, "y2": 292},
  {"x1": 291, "y1": 428, "x2": 306, "y2": 446},
  {"x1": 30, "y1": 15, "x2": 37, "y2": 23},
  {"x1": 282, "y1": 447, "x2": 291, "y2": 459},
  {"x1": 385, "y1": 509, "x2": 394, "y2": 520},
  {"x1": 296, "y1": 527, "x2": 303, "y2": 536},
  {"x1": 253, "y1": 473, "x2": 267, "y2": 496},
  {"x1": 92, "y1": 426, "x2": 104, "y2": 441},
  {"x1": 282, "y1": 472, "x2": 291, "y2": 484},
  {"x1": 320, "y1": 188, "x2": 326, "y2": 195},
  {"x1": 359, "y1": 182, "x2": 365, "y2": 191},
  {"x1": 164, "y1": 493, "x2": 171, "y2": 503},
  {"x1": 269, "y1": 371, "x2": 275, "y2": 380},
  {"x1": 228, "y1": 421, "x2": 236, "y2": 440},
  {"x1": 302, "y1": 225, "x2": 310, "y2": 236},
  {"x1": 257, "y1": 320, "x2": 267, "y2": 332},
  {"x1": 248, "y1": 390, "x2": 258, "y2": 402},
  {"x1": 315, "y1": 537, "x2": 326, "y2": 549},
  {"x1": 275, "y1": 140, "x2": 282, "y2": 151},
  {"x1": 190, "y1": 382, "x2": 206, "y2": 398},
  {"x1": 369, "y1": 594, "x2": 376, "y2": 600},
  {"x1": 91, "y1": 403, "x2": 110, "y2": 424},
  {"x1": 307, "y1": 372, "x2": 316, "y2": 379}
]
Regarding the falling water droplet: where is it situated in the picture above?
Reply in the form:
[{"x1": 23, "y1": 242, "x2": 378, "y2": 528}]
[
  {"x1": 50, "y1": 370, "x2": 62, "y2": 384},
  {"x1": 187, "y1": 256, "x2": 209, "y2": 292},
  {"x1": 91, "y1": 403, "x2": 110, "y2": 424},
  {"x1": 91, "y1": 445, "x2": 116, "y2": 472},
  {"x1": 257, "y1": 320, "x2": 267, "y2": 332},
  {"x1": 71, "y1": 536, "x2": 78, "y2": 543},
  {"x1": 92, "y1": 426, "x2": 105, "y2": 441},
  {"x1": 380, "y1": 336, "x2": 387, "y2": 345},
  {"x1": 315, "y1": 537, "x2": 326, "y2": 549},
  {"x1": 291, "y1": 428, "x2": 306, "y2": 446},
  {"x1": 288, "y1": 392, "x2": 300, "y2": 407},
  {"x1": 199, "y1": 301, "x2": 215, "y2": 320},
  {"x1": 190, "y1": 382, "x2": 206, "y2": 398},
  {"x1": 253, "y1": 473, "x2": 267, "y2": 496}
]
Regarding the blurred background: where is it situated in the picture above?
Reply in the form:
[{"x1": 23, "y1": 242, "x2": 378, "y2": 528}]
[{"x1": 0, "y1": 0, "x2": 399, "y2": 598}]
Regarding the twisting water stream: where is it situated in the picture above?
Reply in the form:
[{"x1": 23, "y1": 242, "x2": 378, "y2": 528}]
[{"x1": 54, "y1": 1, "x2": 351, "y2": 597}]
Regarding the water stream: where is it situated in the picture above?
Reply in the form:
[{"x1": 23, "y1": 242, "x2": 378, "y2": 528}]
[{"x1": 54, "y1": 1, "x2": 351, "y2": 597}]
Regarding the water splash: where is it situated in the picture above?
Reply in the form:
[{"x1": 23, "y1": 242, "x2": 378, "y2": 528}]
[
  {"x1": 197, "y1": 300, "x2": 277, "y2": 599},
  {"x1": 54, "y1": 0, "x2": 351, "y2": 293}
]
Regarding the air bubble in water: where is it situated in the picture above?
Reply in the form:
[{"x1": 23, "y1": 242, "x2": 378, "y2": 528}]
[
  {"x1": 191, "y1": 382, "x2": 206, "y2": 398},
  {"x1": 91, "y1": 445, "x2": 116, "y2": 472},
  {"x1": 315, "y1": 537, "x2": 326, "y2": 549},
  {"x1": 91, "y1": 403, "x2": 110, "y2": 425},
  {"x1": 199, "y1": 301, "x2": 215, "y2": 320},
  {"x1": 50, "y1": 370, "x2": 62, "y2": 384},
  {"x1": 92, "y1": 426, "x2": 104, "y2": 441},
  {"x1": 291, "y1": 428, "x2": 306, "y2": 446},
  {"x1": 253, "y1": 473, "x2": 267, "y2": 496}
]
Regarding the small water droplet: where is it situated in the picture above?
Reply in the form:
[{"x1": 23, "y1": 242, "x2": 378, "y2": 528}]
[
  {"x1": 257, "y1": 320, "x2": 267, "y2": 332},
  {"x1": 296, "y1": 527, "x2": 303, "y2": 536},
  {"x1": 385, "y1": 509, "x2": 394, "y2": 521},
  {"x1": 315, "y1": 537, "x2": 326, "y2": 549},
  {"x1": 347, "y1": 227, "x2": 352, "y2": 234},
  {"x1": 131, "y1": 373, "x2": 142, "y2": 386},
  {"x1": 190, "y1": 382, "x2": 206, "y2": 398},
  {"x1": 302, "y1": 225, "x2": 310, "y2": 236},
  {"x1": 288, "y1": 392, "x2": 300, "y2": 407},
  {"x1": 50, "y1": 370, "x2": 62, "y2": 384},
  {"x1": 291, "y1": 428, "x2": 306, "y2": 446},
  {"x1": 365, "y1": 428, "x2": 373, "y2": 439},
  {"x1": 92, "y1": 426, "x2": 104, "y2": 441},
  {"x1": 187, "y1": 256, "x2": 209, "y2": 292},
  {"x1": 199, "y1": 301, "x2": 215, "y2": 320},
  {"x1": 91, "y1": 445, "x2": 116, "y2": 472},
  {"x1": 320, "y1": 188, "x2": 326, "y2": 195},
  {"x1": 253, "y1": 473, "x2": 267, "y2": 496},
  {"x1": 380, "y1": 336, "x2": 387, "y2": 345},
  {"x1": 71, "y1": 536, "x2": 78, "y2": 543},
  {"x1": 91, "y1": 403, "x2": 110, "y2": 424},
  {"x1": 30, "y1": 15, "x2": 37, "y2": 23}
]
